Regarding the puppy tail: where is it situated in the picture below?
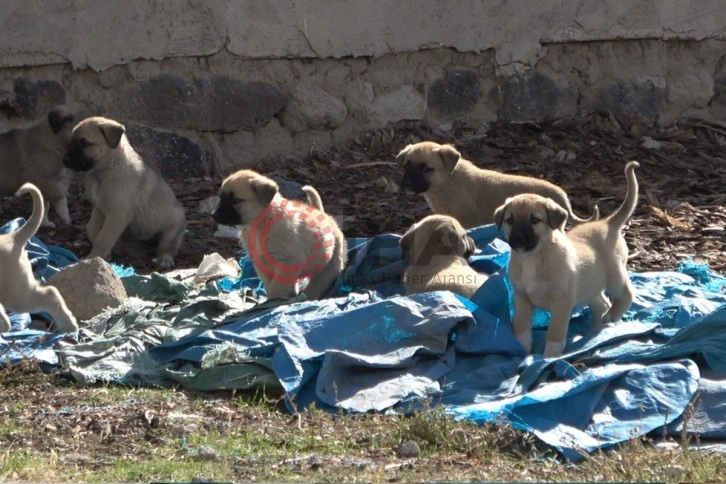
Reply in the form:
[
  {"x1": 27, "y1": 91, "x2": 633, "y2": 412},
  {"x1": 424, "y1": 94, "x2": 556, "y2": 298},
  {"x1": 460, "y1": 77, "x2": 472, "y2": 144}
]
[
  {"x1": 12, "y1": 183, "x2": 45, "y2": 251},
  {"x1": 568, "y1": 204, "x2": 600, "y2": 224},
  {"x1": 302, "y1": 185, "x2": 326, "y2": 213},
  {"x1": 606, "y1": 161, "x2": 640, "y2": 230}
]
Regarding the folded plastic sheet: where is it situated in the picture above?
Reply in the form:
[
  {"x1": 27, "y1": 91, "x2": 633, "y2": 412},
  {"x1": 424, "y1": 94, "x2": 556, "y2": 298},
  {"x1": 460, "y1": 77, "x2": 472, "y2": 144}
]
[{"x1": 2, "y1": 218, "x2": 726, "y2": 461}]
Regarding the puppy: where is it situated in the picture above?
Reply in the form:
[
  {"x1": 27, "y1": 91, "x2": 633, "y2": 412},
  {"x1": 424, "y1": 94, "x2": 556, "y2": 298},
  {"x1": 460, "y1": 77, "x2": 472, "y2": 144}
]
[
  {"x1": 0, "y1": 104, "x2": 84, "y2": 226},
  {"x1": 0, "y1": 183, "x2": 78, "y2": 333},
  {"x1": 212, "y1": 170, "x2": 347, "y2": 300},
  {"x1": 397, "y1": 141, "x2": 597, "y2": 229},
  {"x1": 494, "y1": 161, "x2": 639, "y2": 358},
  {"x1": 62, "y1": 116, "x2": 186, "y2": 268},
  {"x1": 400, "y1": 214, "x2": 487, "y2": 298}
]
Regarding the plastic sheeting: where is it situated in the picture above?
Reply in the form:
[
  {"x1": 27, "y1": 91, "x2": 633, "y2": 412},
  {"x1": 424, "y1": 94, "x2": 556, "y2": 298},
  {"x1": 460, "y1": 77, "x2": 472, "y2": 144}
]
[{"x1": 2, "y1": 218, "x2": 726, "y2": 460}]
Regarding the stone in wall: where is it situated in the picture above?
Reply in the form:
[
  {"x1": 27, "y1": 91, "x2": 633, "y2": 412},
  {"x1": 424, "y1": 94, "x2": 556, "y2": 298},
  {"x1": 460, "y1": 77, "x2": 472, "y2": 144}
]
[
  {"x1": 0, "y1": 78, "x2": 65, "y2": 119},
  {"x1": 280, "y1": 82, "x2": 348, "y2": 133},
  {"x1": 126, "y1": 124, "x2": 212, "y2": 180},
  {"x1": 498, "y1": 71, "x2": 577, "y2": 121},
  {"x1": 592, "y1": 78, "x2": 666, "y2": 126},
  {"x1": 123, "y1": 74, "x2": 287, "y2": 132},
  {"x1": 370, "y1": 86, "x2": 427, "y2": 128},
  {"x1": 709, "y1": 76, "x2": 726, "y2": 120},
  {"x1": 428, "y1": 68, "x2": 481, "y2": 116}
]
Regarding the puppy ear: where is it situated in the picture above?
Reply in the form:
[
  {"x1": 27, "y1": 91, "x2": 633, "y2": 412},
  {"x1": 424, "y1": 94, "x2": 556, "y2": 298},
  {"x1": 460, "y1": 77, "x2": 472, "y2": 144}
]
[
  {"x1": 463, "y1": 235, "x2": 477, "y2": 259},
  {"x1": 47, "y1": 106, "x2": 74, "y2": 134},
  {"x1": 99, "y1": 121, "x2": 125, "y2": 148},
  {"x1": 493, "y1": 204, "x2": 507, "y2": 230},
  {"x1": 545, "y1": 200, "x2": 568, "y2": 229},
  {"x1": 395, "y1": 145, "x2": 412, "y2": 167},
  {"x1": 438, "y1": 144, "x2": 461, "y2": 173},
  {"x1": 399, "y1": 230, "x2": 413, "y2": 261},
  {"x1": 251, "y1": 177, "x2": 279, "y2": 206}
]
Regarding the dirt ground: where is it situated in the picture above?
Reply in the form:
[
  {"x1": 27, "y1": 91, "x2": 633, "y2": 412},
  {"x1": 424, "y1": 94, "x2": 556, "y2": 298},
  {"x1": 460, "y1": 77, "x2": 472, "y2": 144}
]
[{"x1": 3, "y1": 113, "x2": 724, "y2": 275}]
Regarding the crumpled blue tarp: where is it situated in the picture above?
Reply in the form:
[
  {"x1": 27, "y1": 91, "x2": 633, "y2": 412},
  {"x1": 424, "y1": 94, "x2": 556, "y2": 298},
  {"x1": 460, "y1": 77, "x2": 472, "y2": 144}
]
[{"x1": 2, "y1": 218, "x2": 726, "y2": 461}]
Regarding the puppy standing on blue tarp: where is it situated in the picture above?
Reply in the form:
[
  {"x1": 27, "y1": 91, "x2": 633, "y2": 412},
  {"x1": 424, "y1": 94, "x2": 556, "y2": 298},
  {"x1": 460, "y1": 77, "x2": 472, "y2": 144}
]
[
  {"x1": 0, "y1": 183, "x2": 78, "y2": 334},
  {"x1": 494, "y1": 161, "x2": 640, "y2": 358}
]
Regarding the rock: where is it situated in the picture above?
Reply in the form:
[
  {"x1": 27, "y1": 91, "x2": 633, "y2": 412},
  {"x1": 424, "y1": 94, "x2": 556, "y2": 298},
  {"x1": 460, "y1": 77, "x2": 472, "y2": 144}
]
[
  {"x1": 2, "y1": 77, "x2": 66, "y2": 119},
  {"x1": 48, "y1": 257, "x2": 128, "y2": 322},
  {"x1": 126, "y1": 124, "x2": 213, "y2": 179},
  {"x1": 397, "y1": 439, "x2": 421, "y2": 458},
  {"x1": 593, "y1": 77, "x2": 666, "y2": 126},
  {"x1": 428, "y1": 68, "x2": 481, "y2": 116},
  {"x1": 280, "y1": 82, "x2": 348, "y2": 133},
  {"x1": 498, "y1": 71, "x2": 577, "y2": 121},
  {"x1": 370, "y1": 86, "x2": 426, "y2": 127},
  {"x1": 124, "y1": 74, "x2": 287, "y2": 131}
]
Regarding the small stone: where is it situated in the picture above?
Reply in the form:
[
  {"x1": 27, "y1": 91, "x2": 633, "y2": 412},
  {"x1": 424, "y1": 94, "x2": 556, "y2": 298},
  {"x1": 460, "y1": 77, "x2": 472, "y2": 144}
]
[{"x1": 397, "y1": 439, "x2": 421, "y2": 458}]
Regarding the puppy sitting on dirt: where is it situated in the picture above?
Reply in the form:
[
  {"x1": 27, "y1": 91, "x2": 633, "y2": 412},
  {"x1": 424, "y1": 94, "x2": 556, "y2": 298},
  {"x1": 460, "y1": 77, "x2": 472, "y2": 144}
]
[
  {"x1": 494, "y1": 161, "x2": 639, "y2": 358},
  {"x1": 0, "y1": 183, "x2": 78, "y2": 334},
  {"x1": 0, "y1": 104, "x2": 85, "y2": 226},
  {"x1": 212, "y1": 170, "x2": 347, "y2": 300},
  {"x1": 397, "y1": 141, "x2": 597, "y2": 229},
  {"x1": 63, "y1": 116, "x2": 186, "y2": 269},
  {"x1": 400, "y1": 214, "x2": 487, "y2": 298}
]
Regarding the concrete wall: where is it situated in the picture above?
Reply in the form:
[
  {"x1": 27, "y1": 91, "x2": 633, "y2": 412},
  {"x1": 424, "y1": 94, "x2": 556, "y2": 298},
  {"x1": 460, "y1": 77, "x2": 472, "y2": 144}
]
[{"x1": 1, "y1": 1, "x2": 725, "y2": 177}]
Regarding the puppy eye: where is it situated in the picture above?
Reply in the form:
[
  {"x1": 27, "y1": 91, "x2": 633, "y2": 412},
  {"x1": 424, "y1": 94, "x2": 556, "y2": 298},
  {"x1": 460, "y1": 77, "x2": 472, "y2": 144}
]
[
  {"x1": 422, "y1": 166, "x2": 434, "y2": 174},
  {"x1": 232, "y1": 197, "x2": 244, "y2": 204},
  {"x1": 505, "y1": 215, "x2": 514, "y2": 225},
  {"x1": 530, "y1": 215, "x2": 542, "y2": 224},
  {"x1": 80, "y1": 138, "x2": 92, "y2": 148}
]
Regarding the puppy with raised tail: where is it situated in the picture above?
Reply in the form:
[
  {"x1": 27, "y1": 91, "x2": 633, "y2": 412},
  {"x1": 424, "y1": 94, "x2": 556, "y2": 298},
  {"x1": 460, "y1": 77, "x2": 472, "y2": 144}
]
[
  {"x1": 212, "y1": 170, "x2": 347, "y2": 300},
  {"x1": 494, "y1": 161, "x2": 639, "y2": 358},
  {"x1": 63, "y1": 116, "x2": 186, "y2": 268},
  {"x1": 0, "y1": 183, "x2": 78, "y2": 333},
  {"x1": 400, "y1": 214, "x2": 487, "y2": 298},
  {"x1": 397, "y1": 141, "x2": 597, "y2": 229},
  {"x1": 0, "y1": 104, "x2": 86, "y2": 226}
]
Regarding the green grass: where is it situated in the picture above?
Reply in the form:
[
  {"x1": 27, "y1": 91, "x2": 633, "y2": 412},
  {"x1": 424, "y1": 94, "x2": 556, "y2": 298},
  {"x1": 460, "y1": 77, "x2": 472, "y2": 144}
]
[{"x1": 1, "y1": 362, "x2": 725, "y2": 482}]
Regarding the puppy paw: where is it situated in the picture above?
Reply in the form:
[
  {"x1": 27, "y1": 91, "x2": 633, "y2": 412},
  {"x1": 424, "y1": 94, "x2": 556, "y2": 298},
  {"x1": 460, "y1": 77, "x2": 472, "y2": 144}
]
[
  {"x1": 155, "y1": 255, "x2": 175, "y2": 269},
  {"x1": 514, "y1": 331, "x2": 532, "y2": 354},
  {"x1": 543, "y1": 339, "x2": 567, "y2": 358}
]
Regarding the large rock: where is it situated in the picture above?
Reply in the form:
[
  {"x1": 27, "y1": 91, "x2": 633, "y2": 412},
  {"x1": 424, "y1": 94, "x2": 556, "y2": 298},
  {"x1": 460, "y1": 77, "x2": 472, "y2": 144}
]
[
  {"x1": 370, "y1": 86, "x2": 426, "y2": 127},
  {"x1": 123, "y1": 74, "x2": 287, "y2": 131},
  {"x1": 126, "y1": 124, "x2": 213, "y2": 179},
  {"x1": 48, "y1": 258, "x2": 128, "y2": 322},
  {"x1": 0, "y1": 78, "x2": 66, "y2": 119},
  {"x1": 280, "y1": 82, "x2": 348, "y2": 133},
  {"x1": 592, "y1": 77, "x2": 666, "y2": 126},
  {"x1": 428, "y1": 68, "x2": 481, "y2": 116},
  {"x1": 498, "y1": 71, "x2": 577, "y2": 121}
]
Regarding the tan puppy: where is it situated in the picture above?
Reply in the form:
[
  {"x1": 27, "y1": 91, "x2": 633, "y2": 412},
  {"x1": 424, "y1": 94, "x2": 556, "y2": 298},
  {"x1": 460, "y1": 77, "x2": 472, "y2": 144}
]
[
  {"x1": 62, "y1": 116, "x2": 186, "y2": 268},
  {"x1": 397, "y1": 141, "x2": 597, "y2": 229},
  {"x1": 0, "y1": 183, "x2": 78, "y2": 333},
  {"x1": 400, "y1": 214, "x2": 487, "y2": 298},
  {"x1": 0, "y1": 104, "x2": 84, "y2": 226},
  {"x1": 494, "y1": 161, "x2": 639, "y2": 358},
  {"x1": 212, "y1": 170, "x2": 347, "y2": 300}
]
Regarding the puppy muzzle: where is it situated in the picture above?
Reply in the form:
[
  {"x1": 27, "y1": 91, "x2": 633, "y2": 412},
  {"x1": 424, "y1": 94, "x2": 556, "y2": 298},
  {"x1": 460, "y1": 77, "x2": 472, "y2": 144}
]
[
  {"x1": 507, "y1": 223, "x2": 539, "y2": 252},
  {"x1": 400, "y1": 166, "x2": 430, "y2": 194},
  {"x1": 62, "y1": 143, "x2": 94, "y2": 172},
  {"x1": 212, "y1": 199, "x2": 243, "y2": 226}
]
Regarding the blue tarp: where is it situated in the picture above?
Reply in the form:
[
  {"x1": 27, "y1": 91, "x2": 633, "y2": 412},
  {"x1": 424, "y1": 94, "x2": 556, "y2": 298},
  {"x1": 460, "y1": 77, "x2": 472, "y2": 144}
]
[{"x1": 1, "y1": 218, "x2": 725, "y2": 461}]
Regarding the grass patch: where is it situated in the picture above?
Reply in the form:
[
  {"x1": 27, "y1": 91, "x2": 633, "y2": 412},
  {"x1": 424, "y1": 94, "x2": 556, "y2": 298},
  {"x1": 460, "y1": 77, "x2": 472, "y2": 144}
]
[{"x1": 0, "y1": 361, "x2": 725, "y2": 482}]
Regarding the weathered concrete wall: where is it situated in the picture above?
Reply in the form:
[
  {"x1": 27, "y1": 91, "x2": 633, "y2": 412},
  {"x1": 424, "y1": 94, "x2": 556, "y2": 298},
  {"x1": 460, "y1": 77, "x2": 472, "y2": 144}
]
[{"x1": 1, "y1": 1, "x2": 725, "y2": 177}]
